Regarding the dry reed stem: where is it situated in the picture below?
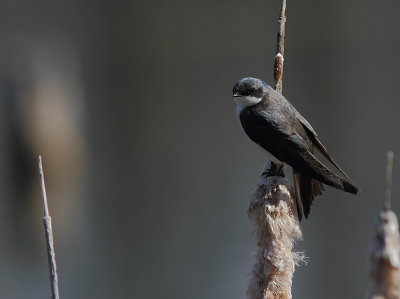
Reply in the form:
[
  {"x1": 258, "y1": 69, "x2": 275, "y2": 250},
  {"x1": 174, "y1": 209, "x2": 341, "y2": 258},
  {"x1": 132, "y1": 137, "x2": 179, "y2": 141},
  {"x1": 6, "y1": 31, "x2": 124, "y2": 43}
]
[
  {"x1": 274, "y1": 0, "x2": 286, "y2": 94},
  {"x1": 247, "y1": 161, "x2": 303, "y2": 299},
  {"x1": 39, "y1": 156, "x2": 60, "y2": 299}
]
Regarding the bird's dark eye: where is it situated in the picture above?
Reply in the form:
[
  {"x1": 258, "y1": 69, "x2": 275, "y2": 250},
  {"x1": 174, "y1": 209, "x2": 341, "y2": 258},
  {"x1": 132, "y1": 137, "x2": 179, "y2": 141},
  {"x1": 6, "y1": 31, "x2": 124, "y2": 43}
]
[{"x1": 250, "y1": 88, "x2": 256, "y2": 94}]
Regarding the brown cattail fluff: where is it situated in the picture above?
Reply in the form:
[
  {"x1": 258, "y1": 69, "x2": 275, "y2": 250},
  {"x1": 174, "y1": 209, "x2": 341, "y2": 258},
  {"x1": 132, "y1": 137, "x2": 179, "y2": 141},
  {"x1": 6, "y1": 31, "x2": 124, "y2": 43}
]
[
  {"x1": 247, "y1": 161, "x2": 304, "y2": 299},
  {"x1": 368, "y1": 210, "x2": 400, "y2": 299}
]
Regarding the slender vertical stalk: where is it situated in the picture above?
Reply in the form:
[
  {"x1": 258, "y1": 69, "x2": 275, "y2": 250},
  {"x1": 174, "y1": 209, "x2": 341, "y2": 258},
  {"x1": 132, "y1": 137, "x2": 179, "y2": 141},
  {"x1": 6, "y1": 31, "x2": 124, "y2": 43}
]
[
  {"x1": 384, "y1": 150, "x2": 394, "y2": 211},
  {"x1": 39, "y1": 156, "x2": 60, "y2": 299},
  {"x1": 274, "y1": 0, "x2": 287, "y2": 94}
]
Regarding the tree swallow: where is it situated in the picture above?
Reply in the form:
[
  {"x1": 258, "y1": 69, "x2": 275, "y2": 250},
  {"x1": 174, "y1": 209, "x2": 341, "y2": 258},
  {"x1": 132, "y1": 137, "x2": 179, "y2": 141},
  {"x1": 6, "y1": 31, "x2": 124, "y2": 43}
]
[{"x1": 233, "y1": 77, "x2": 359, "y2": 220}]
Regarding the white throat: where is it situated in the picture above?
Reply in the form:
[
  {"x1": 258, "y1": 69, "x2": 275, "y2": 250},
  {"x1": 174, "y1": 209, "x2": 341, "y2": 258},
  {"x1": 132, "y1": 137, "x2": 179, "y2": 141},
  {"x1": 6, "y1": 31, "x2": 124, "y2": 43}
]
[{"x1": 234, "y1": 95, "x2": 262, "y2": 115}]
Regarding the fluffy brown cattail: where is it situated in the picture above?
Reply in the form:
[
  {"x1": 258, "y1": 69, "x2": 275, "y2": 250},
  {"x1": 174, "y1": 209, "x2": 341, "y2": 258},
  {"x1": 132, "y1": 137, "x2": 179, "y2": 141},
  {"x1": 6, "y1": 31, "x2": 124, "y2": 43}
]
[
  {"x1": 368, "y1": 151, "x2": 400, "y2": 299},
  {"x1": 247, "y1": 161, "x2": 303, "y2": 299},
  {"x1": 368, "y1": 210, "x2": 400, "y2": 299}
]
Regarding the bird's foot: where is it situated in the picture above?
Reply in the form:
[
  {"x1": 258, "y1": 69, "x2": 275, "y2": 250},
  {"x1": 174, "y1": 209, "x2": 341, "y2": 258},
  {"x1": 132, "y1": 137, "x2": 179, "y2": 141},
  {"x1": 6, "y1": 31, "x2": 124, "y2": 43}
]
[{"x1": 261, "y1": 161, "x2": 285, "y2": 177}]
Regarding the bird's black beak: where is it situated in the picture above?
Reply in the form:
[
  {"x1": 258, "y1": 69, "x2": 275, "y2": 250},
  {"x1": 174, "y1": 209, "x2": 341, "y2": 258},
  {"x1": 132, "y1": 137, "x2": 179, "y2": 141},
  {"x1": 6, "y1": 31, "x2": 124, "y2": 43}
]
[{"x1": 232, "y1": 93, "x2": 242, "y2": 98}]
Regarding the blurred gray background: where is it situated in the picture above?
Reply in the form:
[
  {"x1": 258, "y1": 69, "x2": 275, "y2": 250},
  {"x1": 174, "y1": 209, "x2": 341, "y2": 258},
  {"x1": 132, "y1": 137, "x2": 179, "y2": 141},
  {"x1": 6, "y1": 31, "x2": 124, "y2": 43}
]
[{"x1": 1, "y1": 0, "x2": 400, "y2": 298}]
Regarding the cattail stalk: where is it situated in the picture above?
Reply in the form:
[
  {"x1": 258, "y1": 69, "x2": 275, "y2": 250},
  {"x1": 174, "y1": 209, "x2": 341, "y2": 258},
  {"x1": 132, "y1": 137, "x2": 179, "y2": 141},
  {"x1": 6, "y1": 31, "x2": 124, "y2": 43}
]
[
  {"x1": 274, "y1": 0, "x2": 286, "y2": 93},
  {"x1": 247, "y1": 162, "x2": 303, "y2": 299},
  {"x1": 39, "y1": 156, "x2": 60, "y2": 299},
  {"x1": 368, "y1": 151, "x2": 400, "y2": 299},
  {"x1": 368, "y1": 210, "x2": 400, "y2": 299}
]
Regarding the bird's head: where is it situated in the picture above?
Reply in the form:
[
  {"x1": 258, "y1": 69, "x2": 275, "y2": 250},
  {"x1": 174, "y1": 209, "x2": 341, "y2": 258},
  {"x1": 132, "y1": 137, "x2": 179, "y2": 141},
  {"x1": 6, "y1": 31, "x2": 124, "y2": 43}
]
[{"x1": 232, "y1": 77, "x2": 269, "y2": 108}]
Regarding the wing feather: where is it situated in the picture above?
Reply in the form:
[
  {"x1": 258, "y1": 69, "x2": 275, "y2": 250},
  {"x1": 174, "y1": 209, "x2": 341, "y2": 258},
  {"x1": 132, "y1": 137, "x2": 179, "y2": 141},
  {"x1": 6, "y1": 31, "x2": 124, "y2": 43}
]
[{"x1": 295, "y1": 110, "x2": 352, "y2": 181}]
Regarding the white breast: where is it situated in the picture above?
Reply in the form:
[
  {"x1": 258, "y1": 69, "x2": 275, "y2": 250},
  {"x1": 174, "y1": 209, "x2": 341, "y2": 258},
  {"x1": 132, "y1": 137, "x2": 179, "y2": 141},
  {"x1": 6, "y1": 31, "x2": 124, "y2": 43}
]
[{"x1": 234, "y1": 95, "x2": 262, "y2": 116}]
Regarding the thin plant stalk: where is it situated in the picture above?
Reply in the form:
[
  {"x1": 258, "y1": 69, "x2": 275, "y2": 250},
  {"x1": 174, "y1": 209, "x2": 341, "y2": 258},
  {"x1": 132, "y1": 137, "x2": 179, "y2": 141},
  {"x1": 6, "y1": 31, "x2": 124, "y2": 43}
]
[
  {"x1": 274, "y1": 0, "x2": 286, "y2": 94},
  {"x1": 39, "y1": 156, "x2": 60, "y2": 299}
]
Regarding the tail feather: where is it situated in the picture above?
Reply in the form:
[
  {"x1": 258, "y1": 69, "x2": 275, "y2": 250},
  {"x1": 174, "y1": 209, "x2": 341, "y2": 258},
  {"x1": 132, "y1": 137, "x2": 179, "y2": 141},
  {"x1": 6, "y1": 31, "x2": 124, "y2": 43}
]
[
  {"x1": 293, "y1": 150, "x2": 359, "y2": 220},
  {"x1": 295, "y1": 171, "x2": 325, "y2": 220},
  {"x1": 299, "y1": 175, "x2": 313, "y2": 218},
  {"x1": 293, "y1": 170, "x2": 303, "y2": 221},
  {"x1": 312, "y1": 179, "x2": 325, "y2": 196}
]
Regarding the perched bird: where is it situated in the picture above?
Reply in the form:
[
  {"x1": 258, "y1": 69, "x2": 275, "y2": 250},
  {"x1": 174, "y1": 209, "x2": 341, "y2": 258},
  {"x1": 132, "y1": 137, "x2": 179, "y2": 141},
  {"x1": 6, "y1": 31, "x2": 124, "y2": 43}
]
[{"x1": 233, "y1": 77, "x2": 359, "y2": 220}]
